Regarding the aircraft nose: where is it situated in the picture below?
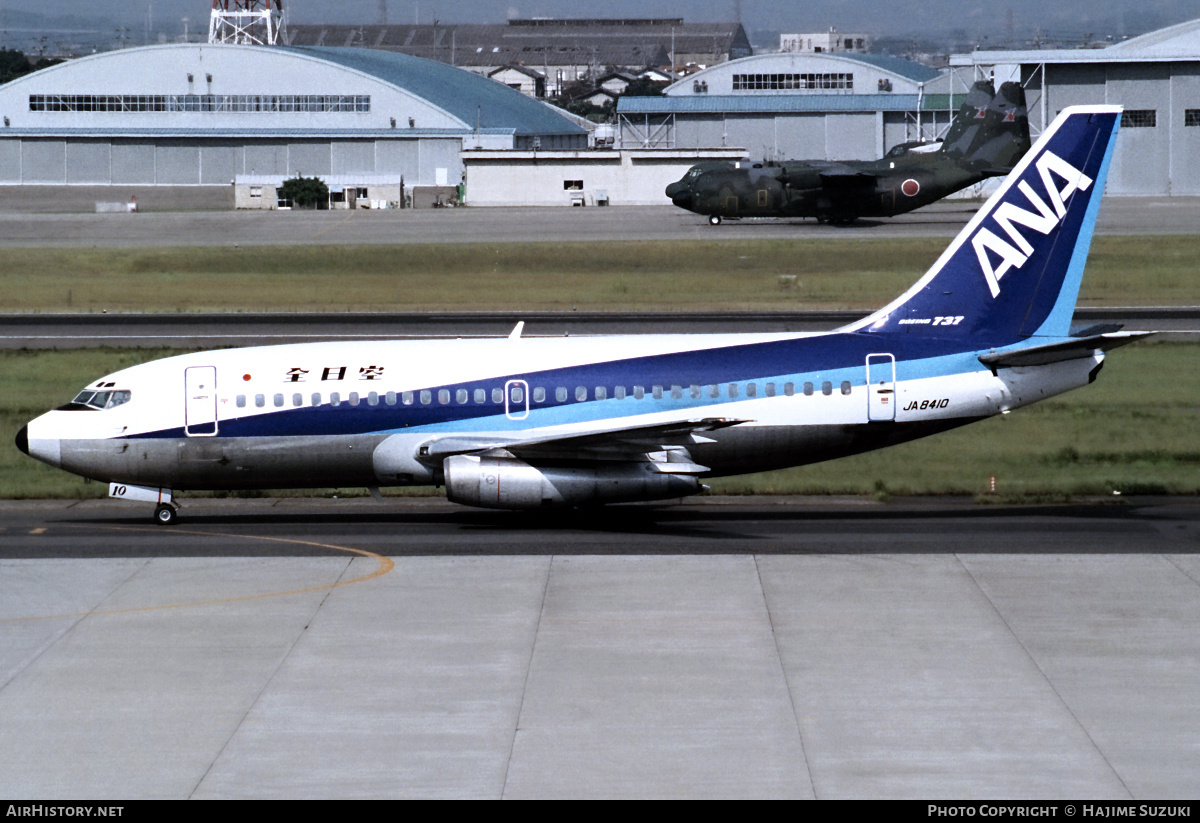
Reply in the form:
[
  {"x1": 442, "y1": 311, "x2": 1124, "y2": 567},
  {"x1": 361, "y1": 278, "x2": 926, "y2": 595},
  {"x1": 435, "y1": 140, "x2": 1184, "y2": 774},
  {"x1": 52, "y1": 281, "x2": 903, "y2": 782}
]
[
  {"x1": 16, "y1": 420, "x2": 61, "y2": 467},
  {"x1": 664, "y1": 180, "x2": 684, "y2": 198}
]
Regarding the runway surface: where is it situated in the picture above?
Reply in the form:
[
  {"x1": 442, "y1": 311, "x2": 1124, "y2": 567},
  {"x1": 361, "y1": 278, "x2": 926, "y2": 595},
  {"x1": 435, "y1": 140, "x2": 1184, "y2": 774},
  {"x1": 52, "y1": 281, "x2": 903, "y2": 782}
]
[
  {"x1": 1, "y1": 495, "x2": 1198, "y2": 798},
  {"x1": 0, "y1": 198, "x2": 1198, "y2": 248}
]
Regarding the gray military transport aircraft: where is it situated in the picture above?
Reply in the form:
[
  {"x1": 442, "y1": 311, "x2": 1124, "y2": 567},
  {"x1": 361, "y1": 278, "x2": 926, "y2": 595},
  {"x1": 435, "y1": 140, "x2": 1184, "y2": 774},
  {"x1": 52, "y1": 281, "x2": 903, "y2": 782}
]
[{"x1": 666, "y1": 80, "x2": 1031, "y2": 225}]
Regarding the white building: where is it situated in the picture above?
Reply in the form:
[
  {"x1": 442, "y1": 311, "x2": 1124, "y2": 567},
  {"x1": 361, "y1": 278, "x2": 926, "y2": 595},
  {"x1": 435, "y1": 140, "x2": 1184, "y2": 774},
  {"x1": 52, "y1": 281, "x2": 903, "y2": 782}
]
[
  {"x1": 780, "y1": 29, "x2": 871, "y2": 55},
  {"x1": 952, "y1": 16, "x2": 1200, "y2": 194}
]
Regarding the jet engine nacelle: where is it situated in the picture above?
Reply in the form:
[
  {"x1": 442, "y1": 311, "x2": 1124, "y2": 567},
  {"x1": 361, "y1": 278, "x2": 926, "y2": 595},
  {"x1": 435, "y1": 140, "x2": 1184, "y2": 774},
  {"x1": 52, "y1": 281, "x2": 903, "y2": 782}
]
[{"x1": 443, "y1": 454, "x2": 702, "y2": 510}]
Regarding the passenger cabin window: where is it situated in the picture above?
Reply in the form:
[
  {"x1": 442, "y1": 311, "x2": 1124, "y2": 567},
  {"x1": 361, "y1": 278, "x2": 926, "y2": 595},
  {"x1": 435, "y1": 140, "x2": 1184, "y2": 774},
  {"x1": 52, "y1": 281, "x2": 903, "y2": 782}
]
[{"x1": 840, "y1": 381, "x2": 852, "y2": 395}]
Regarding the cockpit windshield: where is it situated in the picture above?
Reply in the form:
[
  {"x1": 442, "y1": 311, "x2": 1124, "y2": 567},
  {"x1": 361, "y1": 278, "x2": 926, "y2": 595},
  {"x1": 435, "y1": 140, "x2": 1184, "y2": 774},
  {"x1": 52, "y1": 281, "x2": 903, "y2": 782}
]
[{"x1": 64, "y1": 389, "x2": 132, "y2": 410}]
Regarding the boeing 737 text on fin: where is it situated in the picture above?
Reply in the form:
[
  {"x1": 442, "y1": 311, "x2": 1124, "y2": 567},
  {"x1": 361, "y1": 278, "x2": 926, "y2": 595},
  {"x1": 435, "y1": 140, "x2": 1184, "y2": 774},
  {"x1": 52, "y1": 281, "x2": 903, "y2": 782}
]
[{"x1": 17, "y1": 106, "x2": 1145, "y2": 523}]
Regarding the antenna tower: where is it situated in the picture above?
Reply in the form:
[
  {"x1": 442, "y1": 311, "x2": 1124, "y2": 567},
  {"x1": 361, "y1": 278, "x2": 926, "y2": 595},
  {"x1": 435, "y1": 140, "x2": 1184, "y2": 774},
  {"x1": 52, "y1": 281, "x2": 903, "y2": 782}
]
[{"x1": 208, "y1": 1, "x2": 287, "y2": 46}]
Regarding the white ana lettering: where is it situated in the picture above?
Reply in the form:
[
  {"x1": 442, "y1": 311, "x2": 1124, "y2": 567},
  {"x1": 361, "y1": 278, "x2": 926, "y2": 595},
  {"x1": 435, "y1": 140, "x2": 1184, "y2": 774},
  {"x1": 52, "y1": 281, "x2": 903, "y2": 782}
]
[
  {"x1": 992, "y1": 180, "x2": 1059, "y2": 255},
  {"x1": 971, "y1": 149, "x2": 1091, "y2": 298},
  {"x1": 972, "y1": 227, "x2": 1028, "y2": 298},
  {"x1": 1036, "y1": 149, "x2": 1093, "y2": 218}
]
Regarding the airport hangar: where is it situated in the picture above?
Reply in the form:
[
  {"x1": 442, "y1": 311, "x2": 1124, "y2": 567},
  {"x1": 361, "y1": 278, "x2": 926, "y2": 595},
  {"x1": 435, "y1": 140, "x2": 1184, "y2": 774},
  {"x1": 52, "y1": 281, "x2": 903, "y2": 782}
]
[
  {"x1": 952, "y1": 16, "x2": 1200, "y2": 195},
  {"x1": 464, "y1": 50, "x2": 968, "y2": 206},
  {"x1": 469, "y1": 20, "x2": 1200, "y2": 205},
  {"x1": 0, "y1": 43, "x2": 590, "y2": 209}
]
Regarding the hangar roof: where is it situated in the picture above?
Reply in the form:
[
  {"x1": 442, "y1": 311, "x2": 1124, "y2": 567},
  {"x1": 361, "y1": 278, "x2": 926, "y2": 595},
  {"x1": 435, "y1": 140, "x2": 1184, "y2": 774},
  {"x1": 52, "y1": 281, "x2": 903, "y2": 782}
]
[
  {"x1": 280, "y1": 46, "x2": 584, "y2": 136},
  {"x1": 952, "y1": 17, "x2": 1200, "y2": 65},
  {"x1": 664, "y1": 51, "x2": 943, "y2": 96},
  {"x1": 618, "y1": 93, "x2": 967, "y2": 115},
  {"x1": 0, "y1": 43, "x2": 583, "y2": 139}
]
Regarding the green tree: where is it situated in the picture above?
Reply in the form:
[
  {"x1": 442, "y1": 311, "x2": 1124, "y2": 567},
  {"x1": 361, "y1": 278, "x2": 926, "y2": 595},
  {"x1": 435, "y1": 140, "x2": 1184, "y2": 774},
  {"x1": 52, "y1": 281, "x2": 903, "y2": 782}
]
[
  {"x1": 278, "y1": 176, "x2": 329, "y2": 209},
  {"x1": 0, "y1": 49, "x2": 62, "y2": 85}
]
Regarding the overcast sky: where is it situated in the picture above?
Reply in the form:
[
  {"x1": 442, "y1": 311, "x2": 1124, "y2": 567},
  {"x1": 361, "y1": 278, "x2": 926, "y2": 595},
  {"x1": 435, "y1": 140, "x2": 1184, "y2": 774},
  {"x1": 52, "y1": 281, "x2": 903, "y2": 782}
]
[{"x1": 3, "y1": 1, "x2": 1196, "y2": 40}]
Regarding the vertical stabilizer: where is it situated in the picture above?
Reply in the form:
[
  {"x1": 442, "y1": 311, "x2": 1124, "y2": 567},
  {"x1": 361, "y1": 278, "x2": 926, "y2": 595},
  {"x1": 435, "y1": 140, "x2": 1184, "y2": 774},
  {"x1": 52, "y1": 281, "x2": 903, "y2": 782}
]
[
  {"x1": 939, "y1": 81, "x2": 995, "y2": 158},
  {"x1": 961, "y1": 81, "x2": 1031, "y2": 173},
  {"x1": 844, "y1": 106, "x2": 1121, "y2": 346}
]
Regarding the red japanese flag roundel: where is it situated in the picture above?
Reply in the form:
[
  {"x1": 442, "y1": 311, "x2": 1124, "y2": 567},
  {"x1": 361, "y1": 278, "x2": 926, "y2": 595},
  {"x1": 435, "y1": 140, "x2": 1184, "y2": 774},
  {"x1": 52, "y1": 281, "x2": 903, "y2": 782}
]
[{"x1": 901, "y1": 178, "x2": 920, "y2": 197}]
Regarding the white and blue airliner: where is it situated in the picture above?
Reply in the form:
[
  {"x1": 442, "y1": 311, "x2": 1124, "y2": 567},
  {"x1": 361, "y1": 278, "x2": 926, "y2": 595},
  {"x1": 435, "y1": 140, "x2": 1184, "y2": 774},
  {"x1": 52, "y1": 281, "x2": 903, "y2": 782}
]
[{"x1": 17, "y1": 106, "x2": 1147, "y2": 524}]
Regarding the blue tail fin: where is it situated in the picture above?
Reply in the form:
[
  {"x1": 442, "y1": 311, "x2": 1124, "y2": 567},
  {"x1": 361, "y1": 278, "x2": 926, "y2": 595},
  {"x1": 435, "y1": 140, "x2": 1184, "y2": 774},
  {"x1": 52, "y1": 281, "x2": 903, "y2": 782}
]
[{"x1": 847, "y1": 106, "x2": 1121, "y2": 345}]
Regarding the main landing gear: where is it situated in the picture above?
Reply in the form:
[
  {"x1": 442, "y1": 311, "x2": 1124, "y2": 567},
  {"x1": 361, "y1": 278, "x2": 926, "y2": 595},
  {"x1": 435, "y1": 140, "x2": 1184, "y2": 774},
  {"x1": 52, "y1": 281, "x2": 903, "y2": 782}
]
[{"x1": 708, "y1": 214, "x2": 722, "y2": 225}]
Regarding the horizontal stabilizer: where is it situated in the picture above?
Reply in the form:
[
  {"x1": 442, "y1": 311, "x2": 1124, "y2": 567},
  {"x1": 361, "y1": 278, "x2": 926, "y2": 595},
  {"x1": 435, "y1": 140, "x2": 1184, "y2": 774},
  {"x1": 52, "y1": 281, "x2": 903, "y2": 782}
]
[{"x1": 978, "y1": 332, "x2": 1153, "y2": 369}]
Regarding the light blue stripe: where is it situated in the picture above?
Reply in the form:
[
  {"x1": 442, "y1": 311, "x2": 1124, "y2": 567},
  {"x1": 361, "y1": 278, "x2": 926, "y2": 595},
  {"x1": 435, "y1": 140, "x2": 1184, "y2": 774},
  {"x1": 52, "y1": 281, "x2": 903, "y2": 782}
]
[
  {"x1": 1032, "y1": 116, "x2": 1121, "y2": 338},
  {"x1": 373, "y1": 351, "x2": 989, "y2": 436}
]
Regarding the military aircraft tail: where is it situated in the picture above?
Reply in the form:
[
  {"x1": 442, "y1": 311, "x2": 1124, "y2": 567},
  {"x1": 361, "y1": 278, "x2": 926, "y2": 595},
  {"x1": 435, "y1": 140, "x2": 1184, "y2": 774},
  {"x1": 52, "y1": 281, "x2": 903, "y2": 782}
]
[
  {"x1": 939, "y1": 80, "x2": 996, "y2": 158},
  {"x1": 963, "y1": 81, "x2": 1031, "y2": 172},
  {"x1": 941, "y1": 81, "x2": 1031, "y2": 173},
  {"x1": 844, "y1": 105, "x2": 1122, "y2": 347}
]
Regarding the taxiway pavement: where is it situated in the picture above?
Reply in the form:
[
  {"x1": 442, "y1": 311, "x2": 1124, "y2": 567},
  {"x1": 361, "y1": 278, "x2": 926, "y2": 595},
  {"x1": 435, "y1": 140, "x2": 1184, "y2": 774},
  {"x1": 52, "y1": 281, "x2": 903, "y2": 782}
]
[
  {"x1": 1, "y1": 495, "x2": 1198, "y2": 799},
  {"x1": 0, "y1": 199, "x2": 1198, "y2": 249}
]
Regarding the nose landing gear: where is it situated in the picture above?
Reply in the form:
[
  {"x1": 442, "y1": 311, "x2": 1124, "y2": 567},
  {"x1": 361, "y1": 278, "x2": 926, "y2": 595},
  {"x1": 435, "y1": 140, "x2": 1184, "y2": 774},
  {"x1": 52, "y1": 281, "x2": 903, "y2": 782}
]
[{"x1": 154, "y1": 503, "x2": 178, "y2": 526}]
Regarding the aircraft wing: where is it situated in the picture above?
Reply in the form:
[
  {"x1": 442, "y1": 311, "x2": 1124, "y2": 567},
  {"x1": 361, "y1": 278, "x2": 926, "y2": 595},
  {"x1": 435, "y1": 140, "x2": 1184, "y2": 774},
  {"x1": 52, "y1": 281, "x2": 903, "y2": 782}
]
[
  {"x1": 816, "y1": 164, "x2": 875, "y2": 181},
  {"x1": 418, "y1": 417, "x2": 749, "y2": 471},
  {"x1": 978, "y1": 332, "x2": 1154, "y2": 369}
]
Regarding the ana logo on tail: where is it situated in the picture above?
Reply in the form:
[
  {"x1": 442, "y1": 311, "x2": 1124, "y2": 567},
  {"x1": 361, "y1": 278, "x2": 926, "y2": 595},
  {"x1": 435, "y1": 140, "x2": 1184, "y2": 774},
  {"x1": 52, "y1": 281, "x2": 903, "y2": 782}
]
[{"x1": 971, "y1": 150, "x2": 1094, "y2": 298}]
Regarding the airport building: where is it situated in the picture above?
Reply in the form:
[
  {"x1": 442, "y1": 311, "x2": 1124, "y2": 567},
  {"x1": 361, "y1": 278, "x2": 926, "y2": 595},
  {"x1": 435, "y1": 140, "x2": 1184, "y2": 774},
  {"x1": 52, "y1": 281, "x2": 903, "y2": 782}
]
[
  {"x1": 951, "y1": 17, "x2": 1200, "y2": 195},
  {"x1": 286, "y1": 18, "x2": 752, "y2": 99},
  {"x1": 0, "y1": 14, "x2": 1196, "y2": 207},
  {"x1": 0, "y1": 43, "x2": 586, "y2": 207}
]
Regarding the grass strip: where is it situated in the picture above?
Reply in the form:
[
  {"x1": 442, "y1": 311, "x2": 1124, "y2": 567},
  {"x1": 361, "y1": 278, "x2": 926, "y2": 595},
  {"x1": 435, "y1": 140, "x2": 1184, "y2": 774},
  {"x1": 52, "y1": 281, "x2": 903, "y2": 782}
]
[{"x1": 2, "y1": 235, "x2": 1198, "y2": 313}]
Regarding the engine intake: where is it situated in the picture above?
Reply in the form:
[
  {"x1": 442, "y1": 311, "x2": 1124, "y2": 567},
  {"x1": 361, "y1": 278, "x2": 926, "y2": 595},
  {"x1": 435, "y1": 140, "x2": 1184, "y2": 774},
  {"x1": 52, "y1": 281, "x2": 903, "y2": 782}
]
[{"x1": 443, "y1": 454, "x2": 702, "y2": 510}]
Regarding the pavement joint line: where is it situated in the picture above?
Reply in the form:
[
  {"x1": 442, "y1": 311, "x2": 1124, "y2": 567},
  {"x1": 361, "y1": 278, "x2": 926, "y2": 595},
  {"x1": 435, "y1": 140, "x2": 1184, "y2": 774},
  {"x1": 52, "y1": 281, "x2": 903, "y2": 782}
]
[
  {"x1": 754, "y1": 553, "x2": 817, "y2": 798},
  {"x1": 502, "y1": 555, "x2": 553, "y2": 800},
  {"x1": 0, "y1": 523, "x2": 395, "y2": 622},
  {"x1": 954, "y1": 553, "x2": 1135, "y2": 799},
  {"x1": 190, "y1": 552, "x2": 357, "y2": 799}
]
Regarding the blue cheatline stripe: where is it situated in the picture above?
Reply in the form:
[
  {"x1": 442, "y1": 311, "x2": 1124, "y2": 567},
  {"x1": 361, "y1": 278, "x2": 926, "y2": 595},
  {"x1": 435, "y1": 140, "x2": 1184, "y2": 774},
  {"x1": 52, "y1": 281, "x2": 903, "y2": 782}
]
[{"x1": 130, "y1": 334, "x2": 993, "y2": 440}]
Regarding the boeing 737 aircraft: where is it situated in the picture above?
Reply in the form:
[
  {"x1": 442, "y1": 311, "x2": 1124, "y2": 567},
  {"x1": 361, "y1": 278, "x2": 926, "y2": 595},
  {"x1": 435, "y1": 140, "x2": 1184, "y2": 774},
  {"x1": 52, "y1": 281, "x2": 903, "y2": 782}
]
[{"x1": 17, "y1": 105, "x2": 1145, "y2": 523}]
